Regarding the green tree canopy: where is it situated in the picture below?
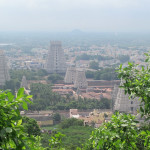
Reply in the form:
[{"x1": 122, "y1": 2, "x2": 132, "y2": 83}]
[
  {"x1": 53, "y1": 113, "x2": 61, "y2": 123},
  {"x1": 60, "y1": 118, "x2": 84, "y2": 129},
  {"x1": 3, "y1": 79, "x2": 20, "y2": 94},
  {"x1": 48, "y1": 74, "x2": 63, "y2": 84},
  {"x1": 22, "y1": 116, "x2": 41, "y2": 137},
  {"x1": 89, "y1": 61, "x2": 99, "y2": 70},
  {"x1": 86, "y1": 67, "x2": 118, "y2": 80}
]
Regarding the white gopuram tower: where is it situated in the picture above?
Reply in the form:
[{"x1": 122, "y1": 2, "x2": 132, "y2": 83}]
[
  {"x1": 74, "y1": 69, "x2": 88, "y2": 88},
  {"x1": 0, "y1": 51, "x2": 10, "y2": 87},
  {"x1": 64, "y1": 67, "x2": 76, "y2": 84},
  {"x1": 21, "y1": 76, "x2": 28, "y2": 89},
  {"x1": 114, "y1": 80, "x2": 140, "y2": 114},
  {"x1": 46, "y1": 41, "x2": 66, "y2": 74},
  {"x1": 112, "y1": 84, "x2": 119, "y2": 109}
]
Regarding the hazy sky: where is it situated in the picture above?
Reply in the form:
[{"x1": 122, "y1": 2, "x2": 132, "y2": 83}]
[{"x1": 0, "y1": 0, "x2": 150, "y2": 32}]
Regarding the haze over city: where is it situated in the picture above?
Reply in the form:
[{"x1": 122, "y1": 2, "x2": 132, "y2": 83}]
[{"x1": 0, "y1": 0, "x2": 150, "y2": 32}]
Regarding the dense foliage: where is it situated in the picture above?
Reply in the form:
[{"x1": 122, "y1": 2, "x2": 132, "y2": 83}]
[
  {"x1": 0, "y1": 88, "x2": 45, "y2": 150},
  {"x1": 76, "y1": 53, "x2": 112, "y2": 61},
  {"x1": 47, "y1": 74, "x2": 64, "y2": 83},
  {"x1": 86, "y1": 67, "x2": 118, "y2": 80},
  {"x1": 60, "y1": 126, "x2": 93, "y2": 150},
  {"x1": 48, "y1": 98, "x2": 111, "y2": 110},
  {"x1": 60, "y1": 118, "x2": 84, "y2": 129},
  {"x1": 3, "y1": 69, "x2": 48, "y2": 93},
  {"x1": 41, "y1": 119, "x2": 94, "y2": 150},
  {"x1": 22, "y1": 116, "x2": 41, "y2": 137},
  {"x1": 84, "y1": 112, "x2": 150, "y2": 150},
  {"x1": 3, "y1": 79, "x2": 20, "y2": 94},
  {"x1": 89, "y1": 61, "x2": 99, "y2": 70},
  {"x1": 29, "y1": 83, "x2": 62, "y2": 110},
  {"x1": 53, "y1": 113, "x2": 61, "y2": 123},
  {"x1": 10, "y1": 69, "x2": 48, "y2": 81}
]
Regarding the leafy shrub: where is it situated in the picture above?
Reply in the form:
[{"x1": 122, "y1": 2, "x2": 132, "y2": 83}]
[
  {"x1": 0, "y1": 88, "x2": 45, "y2": 150},
  {"x1": 60, "y1": 118, "x2": 84, "y2": 129},
  {"x1": 83, "y1": 112, "x2": 150, "y2": 150}
]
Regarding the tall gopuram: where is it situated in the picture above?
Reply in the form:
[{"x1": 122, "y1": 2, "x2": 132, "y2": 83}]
[
  {"x1": 64, "y1": 67, "x2": 76, "y2": 84},
  {"x1": 21, "y1": 76, "x2": 28, "y2": 89},
  {"x1": 74, "y1": 69, "x2": 88, "y2": 88},
  {"x1": 0, "y1": 51, "x2": 10, "y2": 87},
  {"x1": 46, "y1": 41, "x2": 66, "y2": 74},
  {"x1": 112, "y1": 84, "x2": 119, "y2": 109},
  {"x1": 114, "y1": 80, "x2": 140, "y2": 114}
]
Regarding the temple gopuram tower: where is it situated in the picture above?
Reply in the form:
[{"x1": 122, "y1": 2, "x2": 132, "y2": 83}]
[
  {"x1": 64, "y1": 67, "x2": 76, "y2": 84},
  {"x1": 112, "y1": 84, "x2": 119, "y2": 110},
  {"x1": 74, "y1": 69, "x2": 88, "y2": 88},
  {"x1": 0, "y1": 51, "x2": 10, "y2": 87},
  {"x1": 114, "y1": 80, "x2": 140, "y2": 114},
  {"x1": 21, "y1": 76, "x2": 28, "y2": 89},
  {"x1": 46, "y1": 41, "x2": 66, "y2": 74}
]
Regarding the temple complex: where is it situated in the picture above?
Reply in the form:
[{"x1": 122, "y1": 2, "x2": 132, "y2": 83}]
[
  {"x1": 0, "y1": 51, "x2": 10, "y2": 87},
  {"x1": 45, "y1": 41, "x2": 66, "y2": 74}
]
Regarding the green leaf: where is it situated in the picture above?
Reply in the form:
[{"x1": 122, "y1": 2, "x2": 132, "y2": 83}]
[
  {"x1": 7, "y1": 92, "x2": 14, "y2": 102},
  {"x1": 140, "y1": 131, "x2": 146, "y2": 135},
  {"x1": 128, "y1": 62, "x2": 132, "y2": 66},
  {"x1": 22, "y1": 101, "x2": 28, "y2": 110},
  {"x1": 119, "y1": 64, "x2": 122, "y2": 69},
  {"x1": 144, "y1": 53, "x2": 148, "y2": 56},
  {"x1": 18, "y1": 119, "x2": 22, "y2": 126},
  {"x1": 17, "y1": 88, "x2": 24, "y2": 98},
  {"x1": 27, "y1": 95, "x2": 32, "y2": 99}
]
